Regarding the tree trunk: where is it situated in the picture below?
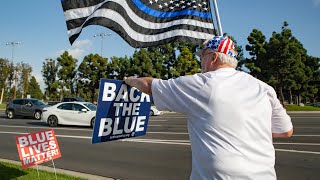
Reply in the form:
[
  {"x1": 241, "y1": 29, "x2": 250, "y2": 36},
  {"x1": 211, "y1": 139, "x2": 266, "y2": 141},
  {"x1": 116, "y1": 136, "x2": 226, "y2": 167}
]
[
  {"x1": 0, "y1": 88, "x2": 4, "y2": 104},
  {"x1": 279, "y1": 86, "x2": 285, "y2": 105},
  {"x1": 289, "y1": 89, "x2": 293, "y2": 104}
]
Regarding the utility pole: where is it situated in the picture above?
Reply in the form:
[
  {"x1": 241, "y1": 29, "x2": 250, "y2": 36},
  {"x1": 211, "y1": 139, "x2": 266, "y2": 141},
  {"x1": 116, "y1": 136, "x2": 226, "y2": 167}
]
[
  {"x1": 6, "y1": 42, "x2": 21, "y2": 99},
  {"x1": 93, "y1": 33, "x2": 111, "y2": 57}
]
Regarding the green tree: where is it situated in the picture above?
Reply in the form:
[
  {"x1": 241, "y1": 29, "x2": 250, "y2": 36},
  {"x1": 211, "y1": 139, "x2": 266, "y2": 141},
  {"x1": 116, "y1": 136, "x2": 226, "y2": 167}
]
[
  {"x1": 130, "y1": 49, "x2": 156, "y2": 77},
  {"x1": 108, "y1": 56, "x2": 131, "y2": 79},
  {"x1": 18, "y1": 62, "x2": 32, "y2": 97},
  {"x1": 57, "y1": 51, "x2": 78, "y2": 98},
  {"x1": 42, "y1": 58, "x2": 59, "y2": 101},
  {"x1": 78, "y1": 53, "x2": 108, "y2": 102},
  {"x1": 29, "y1": 76, "x2": 43, "y2": 99},
  {"x1": 172, "y1": 45, "x2": 200, "y2": 77},
  {"x1": 245, "y1": 29, "x2": 267, "y2": 78},
  {"x1": 0, "y1": 58, "x2": 11, "y2": 104}
]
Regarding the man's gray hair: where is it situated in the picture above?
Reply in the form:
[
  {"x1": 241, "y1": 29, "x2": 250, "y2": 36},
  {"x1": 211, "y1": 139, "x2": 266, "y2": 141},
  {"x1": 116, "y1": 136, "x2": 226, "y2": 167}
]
[{"x1": 216, "y1": 52, "x2": 238, "y2": 68}]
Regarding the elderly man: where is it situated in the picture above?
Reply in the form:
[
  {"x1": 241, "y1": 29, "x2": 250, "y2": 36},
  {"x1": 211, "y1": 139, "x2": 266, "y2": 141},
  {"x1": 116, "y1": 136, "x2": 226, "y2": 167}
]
[{"x1": 125, "y1": 36, "x2": 293, "y2": 180}]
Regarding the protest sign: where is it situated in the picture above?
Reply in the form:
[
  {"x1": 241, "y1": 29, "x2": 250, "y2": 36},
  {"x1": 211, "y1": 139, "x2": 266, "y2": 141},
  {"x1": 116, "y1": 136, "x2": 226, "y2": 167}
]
[
  {"x1": 16, "y1": 129, "x2": 61, "y2": 168},
  {"x1": 92, "y1": 79, "x2": 152, "y2": 144}
]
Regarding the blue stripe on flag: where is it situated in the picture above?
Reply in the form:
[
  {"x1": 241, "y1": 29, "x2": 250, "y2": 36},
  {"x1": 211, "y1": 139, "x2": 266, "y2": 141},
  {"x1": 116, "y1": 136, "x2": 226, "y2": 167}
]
[{"x1": 132, "y1": 0, "x2": 212, "y2": 19}]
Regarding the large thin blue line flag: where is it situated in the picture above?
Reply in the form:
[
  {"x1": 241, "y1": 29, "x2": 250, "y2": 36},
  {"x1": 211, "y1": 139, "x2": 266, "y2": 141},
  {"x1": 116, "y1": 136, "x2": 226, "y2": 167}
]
[{"x1": 61, "y1": 0, "x2": 216, "y2": 48}]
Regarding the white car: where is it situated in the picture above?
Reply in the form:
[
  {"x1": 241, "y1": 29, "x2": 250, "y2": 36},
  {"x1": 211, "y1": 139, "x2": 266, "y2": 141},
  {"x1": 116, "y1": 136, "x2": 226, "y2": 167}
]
[
  {"x1": 150, "y1": 106, "x2": 162, "y2": 116},
  {"x1": 41, "y1": 102, "x2": 96, "y2": 127}
]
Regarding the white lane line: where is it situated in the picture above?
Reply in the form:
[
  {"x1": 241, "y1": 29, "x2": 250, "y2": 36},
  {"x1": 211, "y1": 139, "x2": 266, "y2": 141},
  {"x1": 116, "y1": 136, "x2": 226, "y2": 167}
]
[
  {"x1": 0, "y1": 124, "x2": 162, "y2": 131},
  {"x1": 149, "y1": 120, "x2": 167, "y2": 122},
  {"x1": 3, "y1": 125, "x2": 320, "y2": 137},
  {"x1": 275, "y1": 149, "x2": 320, "y2": 155},
  {"x1": 0, "y1": 125, "x2": 92, "y2": 131},
  {"x1": 1, "y1": 130, "x2": 320, "y2": 155},
  {"x1": 148, "y1": 132, "x2": 188, "y2": 135}
]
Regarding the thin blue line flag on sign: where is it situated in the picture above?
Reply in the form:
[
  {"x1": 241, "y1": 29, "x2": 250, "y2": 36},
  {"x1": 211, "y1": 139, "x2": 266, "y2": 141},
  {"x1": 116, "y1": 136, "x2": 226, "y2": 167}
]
[
  {"x1": 61, "y1": 0, "x2": 216, "y2": 48},
  {"x1": 92, "y1": 79, "x2": 152, "y2": 144}
]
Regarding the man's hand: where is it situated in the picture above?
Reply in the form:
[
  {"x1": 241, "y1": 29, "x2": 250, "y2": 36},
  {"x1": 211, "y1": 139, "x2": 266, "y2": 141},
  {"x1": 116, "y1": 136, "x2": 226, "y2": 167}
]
[{"x1": 124, "y1": 77, "x2": 154, "y2": 96}]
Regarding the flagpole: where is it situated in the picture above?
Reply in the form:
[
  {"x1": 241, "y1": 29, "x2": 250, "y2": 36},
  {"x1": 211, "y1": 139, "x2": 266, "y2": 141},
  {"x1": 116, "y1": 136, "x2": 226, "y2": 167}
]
[{"x1": 211, "y1": 0, "x2": 223, "y2": 36}]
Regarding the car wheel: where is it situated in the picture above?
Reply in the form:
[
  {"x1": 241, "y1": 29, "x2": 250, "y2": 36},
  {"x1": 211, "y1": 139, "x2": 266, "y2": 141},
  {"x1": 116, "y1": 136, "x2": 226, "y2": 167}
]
[
  {"x1": 149, "y1": 110, "x2": 154, "y2": 116},
  {"x1": 34, "y1": 111, "x2": 42, "y2": 120},
  {"x1": 47, "y1": 115, "x2": 58, "y2": 127},
  {"x1": 7, "y1": 110, "x2": 15, "y2": 119},
  {"x1": 91, "y1": 117, "x2": 95, "y2": 128}
]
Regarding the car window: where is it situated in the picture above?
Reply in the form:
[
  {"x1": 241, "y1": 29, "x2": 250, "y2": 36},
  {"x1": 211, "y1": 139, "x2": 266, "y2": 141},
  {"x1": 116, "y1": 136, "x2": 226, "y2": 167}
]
[
  {"x1": 30, "y1": 99, "x2": 46, "y2": 106},
  {"x1": 84, "y1": 103, "x2": 97, "y2": 111},
  {"x1": 57, "y1": 103, "x2": 73, "y2": 110},
  {"x1": 13, "y1": 100, "x2": 24, "y2": 105},
  {"x1": 72, "y1": 103, "x2": 85, "y2": 111}
]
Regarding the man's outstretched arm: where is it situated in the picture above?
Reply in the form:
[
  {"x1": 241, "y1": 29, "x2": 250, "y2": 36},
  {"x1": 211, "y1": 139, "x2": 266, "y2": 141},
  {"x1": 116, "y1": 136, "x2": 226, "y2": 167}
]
[{"x1": 124, "y1": 77, "x2": 154, "y2": 96}]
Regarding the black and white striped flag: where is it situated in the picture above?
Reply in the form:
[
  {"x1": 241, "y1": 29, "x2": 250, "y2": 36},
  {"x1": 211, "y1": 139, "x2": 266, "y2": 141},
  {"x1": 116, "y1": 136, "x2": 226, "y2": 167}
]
[{"x1": 61, "y1": 0, "x2": 216, "y2": 48}]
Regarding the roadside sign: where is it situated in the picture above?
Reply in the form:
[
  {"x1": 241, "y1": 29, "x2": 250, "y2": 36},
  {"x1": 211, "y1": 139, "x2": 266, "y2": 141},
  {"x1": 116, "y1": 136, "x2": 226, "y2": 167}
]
[
  {"x1": 16, "y1": 129, "x2": 61, "y2": 168},
  {"x1": 92, "y1": 79, "x2": 152, "y2": 144}
]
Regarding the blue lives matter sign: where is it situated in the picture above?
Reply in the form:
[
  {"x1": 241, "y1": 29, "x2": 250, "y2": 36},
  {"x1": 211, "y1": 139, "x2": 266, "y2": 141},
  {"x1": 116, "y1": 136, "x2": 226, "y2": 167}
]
[{"x1": 92, "y1": 79, "x2": 152, "y2": 144}]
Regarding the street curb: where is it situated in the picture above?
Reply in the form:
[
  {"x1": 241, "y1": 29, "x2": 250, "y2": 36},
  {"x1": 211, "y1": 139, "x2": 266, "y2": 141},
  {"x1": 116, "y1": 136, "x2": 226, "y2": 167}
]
[{"x1": 0, "y1": 158, "x2": 114, "y2": 180}]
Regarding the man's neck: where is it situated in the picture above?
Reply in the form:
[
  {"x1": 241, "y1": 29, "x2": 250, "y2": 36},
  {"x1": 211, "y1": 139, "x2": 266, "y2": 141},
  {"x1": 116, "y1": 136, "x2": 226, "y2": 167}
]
[{"x1": 212, "y1": 64, "x2": 234, "y2": 71}]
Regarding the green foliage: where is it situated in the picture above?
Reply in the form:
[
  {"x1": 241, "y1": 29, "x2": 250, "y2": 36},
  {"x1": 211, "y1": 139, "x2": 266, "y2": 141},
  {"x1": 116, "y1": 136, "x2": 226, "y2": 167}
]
[
  {"x1": 172, "y1": 45, "x2": 200, "y2": 77},
  {"x1": 78, "y1": 53, "x2": 108, "y2": 102},
  {"x1": 0, "y1": 58, "x2": 11, "y2": 103},
  {"x1": 42, "y1": 58, "x2": 59, "y2": 101},
  {"x1": 28, "y1": 76, "x2": 43, "y2": 99},
  {"x1": 57, "y1": 51, "x2": 78, "y2": 97},
  {"x1": 285, "y1": 104, "x2": 320, "y2": 111},
  {"x1": 0, "y1": 161, "x2": 86, "y2": 180},
  {"x1": 18, "y1": 62, "x2": 32, "y2": 97}
]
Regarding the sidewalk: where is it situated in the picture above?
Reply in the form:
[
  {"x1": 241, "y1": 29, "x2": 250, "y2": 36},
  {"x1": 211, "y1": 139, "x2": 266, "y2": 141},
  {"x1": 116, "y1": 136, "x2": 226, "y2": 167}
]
[{"x1": 0, "y1": 158, "x2": 113, "y2": 180}]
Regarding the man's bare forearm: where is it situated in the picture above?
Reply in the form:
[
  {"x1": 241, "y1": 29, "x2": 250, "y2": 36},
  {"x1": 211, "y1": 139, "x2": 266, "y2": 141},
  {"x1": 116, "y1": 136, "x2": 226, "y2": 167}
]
[{"x1": 124, "y1": 77, "x2": 154, "y2": 96}]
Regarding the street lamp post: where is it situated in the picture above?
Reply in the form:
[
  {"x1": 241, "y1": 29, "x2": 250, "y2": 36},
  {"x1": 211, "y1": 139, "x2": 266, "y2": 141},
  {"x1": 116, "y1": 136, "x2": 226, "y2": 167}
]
[
  {"x1": 93, "y1": 33, "x2": 111, "y2": 57},
  {"x1": 6, "y1": 42, "x2": 21, "y2": 99}
]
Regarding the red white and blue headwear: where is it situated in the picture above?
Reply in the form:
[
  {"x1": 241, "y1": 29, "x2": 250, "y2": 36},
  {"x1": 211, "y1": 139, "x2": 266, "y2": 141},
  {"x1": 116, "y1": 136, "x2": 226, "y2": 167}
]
[{"x1": 204, "y1": 36, "x2": 238, "y2": 58}]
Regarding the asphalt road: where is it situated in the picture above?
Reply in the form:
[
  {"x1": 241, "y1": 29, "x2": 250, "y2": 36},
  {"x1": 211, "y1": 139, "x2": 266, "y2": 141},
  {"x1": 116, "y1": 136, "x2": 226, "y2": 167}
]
[{"x1": 0, "y1": 111, "x2": 319, "y2": 180}]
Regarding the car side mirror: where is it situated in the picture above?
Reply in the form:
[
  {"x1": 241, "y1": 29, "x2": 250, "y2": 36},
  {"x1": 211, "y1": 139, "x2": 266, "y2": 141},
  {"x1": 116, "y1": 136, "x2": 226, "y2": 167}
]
[
  {"x1": 26, "y1": 103, "x2": 32, "y2": 107},
  {"x1": 81, "y1": 109, "x2": 88, "y2": 112}
]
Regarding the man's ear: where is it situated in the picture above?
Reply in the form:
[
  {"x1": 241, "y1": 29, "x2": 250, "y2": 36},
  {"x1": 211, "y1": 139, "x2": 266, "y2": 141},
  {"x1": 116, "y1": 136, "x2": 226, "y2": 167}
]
[{"x1": 211, "y1": 52, "x2": 218, "y2": 65}]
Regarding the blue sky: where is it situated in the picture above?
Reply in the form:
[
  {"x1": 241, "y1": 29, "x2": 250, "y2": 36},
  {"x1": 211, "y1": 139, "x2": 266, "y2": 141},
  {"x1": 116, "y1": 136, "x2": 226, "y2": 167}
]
[{"x1": 0, "y1": 0, "x2": 319, "y2": 91}]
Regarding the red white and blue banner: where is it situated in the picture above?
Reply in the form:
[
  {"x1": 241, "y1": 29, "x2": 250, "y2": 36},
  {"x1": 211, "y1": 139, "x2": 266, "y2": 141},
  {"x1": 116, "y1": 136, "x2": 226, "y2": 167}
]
[{"x1": 92, "y1": 79, "x2": 152, "y2": 144}]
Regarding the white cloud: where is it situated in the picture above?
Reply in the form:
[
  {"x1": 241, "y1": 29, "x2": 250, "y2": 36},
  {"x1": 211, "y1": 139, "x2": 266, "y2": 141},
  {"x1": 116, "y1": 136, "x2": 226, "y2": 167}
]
[
  {"x1": 313, "y1": 0, "x2": 320, "y2": 6},
  {"x1": 56, "y1": 39, "x2": 92, "y2": 59}
]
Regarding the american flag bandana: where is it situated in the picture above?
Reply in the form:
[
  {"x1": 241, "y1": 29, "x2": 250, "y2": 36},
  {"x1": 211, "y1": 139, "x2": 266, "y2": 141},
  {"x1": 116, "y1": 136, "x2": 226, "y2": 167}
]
[{"x1": 205, "y1": 36, "x2": 238, "y2": 58}]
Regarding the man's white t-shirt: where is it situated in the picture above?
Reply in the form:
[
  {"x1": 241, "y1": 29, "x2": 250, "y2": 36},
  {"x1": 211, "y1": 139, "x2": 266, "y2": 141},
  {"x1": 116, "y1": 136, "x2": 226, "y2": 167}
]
[{"x1": 151, "y1": 68, "x2": 293, "y2": 180}]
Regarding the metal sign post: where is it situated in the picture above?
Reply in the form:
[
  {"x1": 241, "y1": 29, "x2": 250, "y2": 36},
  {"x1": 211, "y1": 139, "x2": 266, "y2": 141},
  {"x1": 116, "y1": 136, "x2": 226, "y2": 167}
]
[{"x1": 211, "y1": 0, "x2": 223, "y2": 36}]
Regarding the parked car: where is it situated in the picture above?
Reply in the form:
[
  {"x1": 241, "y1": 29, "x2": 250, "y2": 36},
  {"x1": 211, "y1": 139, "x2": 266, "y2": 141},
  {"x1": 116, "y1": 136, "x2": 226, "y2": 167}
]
[
  {"x1": 150, "y1": 106, "x2": 162, "y2": 116},
  {"x1": 61, "y1": 97, "x2": 85, "y2": 102},
  {"x1": 6, "y1": 98, "x2": 48, "y2": 120},
  {"x1": 41, "y1": 102, "x2": 97, "y2": 127},
  {"x1": 47, "y1": 101, "x2": 60, "y2": 106}
]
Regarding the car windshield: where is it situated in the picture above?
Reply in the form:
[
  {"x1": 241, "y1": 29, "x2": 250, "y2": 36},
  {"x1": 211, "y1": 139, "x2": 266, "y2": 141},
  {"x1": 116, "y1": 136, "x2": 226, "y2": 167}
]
[
  {"x1": 84, "y1": 103, "x2": 97, "y2": 111},
  {"x1": 30, "y1": 99, "x2": 46, "y2": 106}
]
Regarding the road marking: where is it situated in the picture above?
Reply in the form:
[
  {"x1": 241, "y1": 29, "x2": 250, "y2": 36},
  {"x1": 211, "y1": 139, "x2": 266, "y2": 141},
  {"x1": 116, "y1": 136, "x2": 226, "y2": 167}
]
[
  {"x1": 149, "y1": 120, "x2": 167, "y2": 122},
  {"x1": 3, "y1": 125, "x2": 320, "y2": 137},
  {"x1": 147, "y1": 132, "x2": 188, "y2": 135},
  {"x1": 275, "y1": 149, "x2": 320, "y2": 155},
  {"x1": 0, "y1": 124, "x2": 162, "y2": 131}
]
